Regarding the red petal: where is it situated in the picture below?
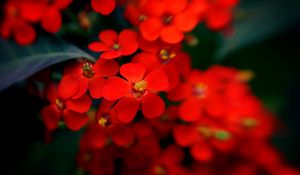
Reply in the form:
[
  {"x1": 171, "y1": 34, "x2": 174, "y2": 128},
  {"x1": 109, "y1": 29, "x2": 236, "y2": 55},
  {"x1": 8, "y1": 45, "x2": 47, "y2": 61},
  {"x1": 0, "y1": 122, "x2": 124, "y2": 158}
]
[
  {"x1": 167, "y1": 83, "x2": 193, "y2": 101},
  {"x1": 41, "y1": 104, "x2": 61, "y2": 131},
  {"x1": 41, "y1": 6, "x2": 62, "y2": 33},
  {"x1": 71, "y1": 77, "x2": 89, "y2": 99},
  {"x1": 165, "y1": 0, "x2": 187, "y2": 14},
  {"x1": 109, "y1": 125, "x2": 134, "y2": 146},
  {"x1": 120, "y1": 63, "x2": 145, "y2": 82},
  {"x1": 54, "y1": 0, "x2": 72, "y2": 9},
  {"x1": 88, "y1": 42, "x2": 110, "y2": 52},
  {"x1": 66, "y1": 94, "x2": 92, "y2": 113},
  {"x1": 100, "y1": 50, "x2": 122, "y2": 59},
  {"x1": 179, "y1": 98, "x2": 202, "y2": 122},
  {"x1": 141, "y1": 92, "x2": 165, "y2": 118},
  {"x1": 112, "y1": 97, "x2": 139, "y2": 123},
  {"x1": 44, "y1": 83, "x2": 58, "y2": 103},
  {"x1": 190, "y1": 143, "x2": 213, "y2": 162},
  {"x1": 145, "y1": 69, "x2": 169, "y2": 91},
  {"x1": 173, "y1": 124, "x2": 199, "y2": 146},
  {"x1": 162, "y1": 64, "x2": 180, "y2": 91},
  {"x1": 20, "y1": 2, "x2": 46, "y2": 22},
  {"x1": 88, "y1": 76, "x2": 106, "y2": 99},
  {"x1": 206, "y1": 9, "x2": 232, "y2": 30},
  {"x1": 88, "y1": 126, "x2": 108, "y2": 148},
  {"x1": 13, "y1": 20, "x2": 36, "y2": 45},
  {"x1": 63, "y1": 61, "x2": 82, "y2": 77},
  {"x1": 63, "y1": 109, "x2": 89, "y2": 131},
  {"x1": 91, "y1": 0, "x2": 116, "y2": 15},
  {"x1": 161, "y1": 25, "x2": 184, "y2": 44},
  {"x1": 57, "y1": 75, "x2": 79, "y2": 100},
  {"x1": 98, "y1": 29, "x2": 117, "y2": 45},
  {"x1": 131, "y1": 52, "x2": 161, "y2": 74},
  {"x1": 174, "y1": 10, "x2": 199, "y2": 32},
  {"x1": 118, "y1": 29, "x2": 138, "y2": 55},
  {"x1": 140, "y1": 17, "x2": 162, "y2": 41},
  {"x1": 102, "y1": 77, "x2": 130, "y2": 100},
  {"x1": 94, "y1": 59, "x2": 119, "y2": 77}
]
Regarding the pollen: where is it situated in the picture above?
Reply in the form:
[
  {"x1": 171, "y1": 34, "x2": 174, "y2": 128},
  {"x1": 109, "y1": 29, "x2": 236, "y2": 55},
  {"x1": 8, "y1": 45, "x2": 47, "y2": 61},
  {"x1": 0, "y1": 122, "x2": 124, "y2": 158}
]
[
  {"x1": 159, "y1": 48, "x2": 176, "y2": 62},
  {"x1": 82, "y1": 62, "x2": 95, "y2": 78},
  {"x1": 154, "y1": 165, "x2": 166, "y2": 175},
  {"x1": 193, "y1": 83, "x2": 207, "y2": 98},
  {"x1": 133, "y1": 80, "x2": 147, "y2": 92},
  {"x1": 214, "y1": 130, "x2": 231, "y2": 141},
  {"x1": 55, "y1": 98, "x2": 65, "y2": 110},
  {"x1": 237, "y1": 70, "x2": 254, "y2": 82},
  {"x1": 198, "y1": 126, "x2": 213, "y2": 138},
  {"x1": 98, "y1": 117, "x2": 108, "y2": 127},
  {"x1": 113, "y1": 43, "x2": 120, "y2": 50},
  {"x1": 241, "y1": 117, "x2": 258, "y2": 128}
]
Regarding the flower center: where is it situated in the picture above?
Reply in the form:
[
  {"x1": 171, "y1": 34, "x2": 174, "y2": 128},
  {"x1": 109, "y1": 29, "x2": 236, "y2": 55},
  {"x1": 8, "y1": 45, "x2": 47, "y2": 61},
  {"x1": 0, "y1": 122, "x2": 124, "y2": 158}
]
[
  {"x1": 132, "y1": 80, "x2": 147, "y2": 98},
  {"x1": 214, "y1": 130, "x2": 231, "y2": 141},
  {"x1": 82, "y1": 62, "x2": 95, "y2": 78},
  {"x1": 154, "y1": 165, "x2": 167, "y2": 175},
  {"x1": 98, "y1": 114, "x2": 110, "y2": 127},
  {"x1": 159, "y1": 48, "x2": 176, "y2": 63},
  {"x1": 55, "y1": 98, "x2": 65, "y2": 110},
  {"x1": 138, "y1": 14, "x2": 148, "y2": 22},
  {"x1": 7, "y1": 5, "x2": 18, "y2": 17},
  {"x1": 198, "y1": 126, "x2": 213, "y2": 138},
  {"x1": 113, "y1": 43, "x2": 120, "y2": 50},
  {"x1": 162, "y1": 14, "x2": 173, "y2": 25},
  {"x1": 241, "y1": 117, "x2": 258, "y2": 128},
  {"x1": 193, "y1": 83, "x2": 207, "y2": 98}
]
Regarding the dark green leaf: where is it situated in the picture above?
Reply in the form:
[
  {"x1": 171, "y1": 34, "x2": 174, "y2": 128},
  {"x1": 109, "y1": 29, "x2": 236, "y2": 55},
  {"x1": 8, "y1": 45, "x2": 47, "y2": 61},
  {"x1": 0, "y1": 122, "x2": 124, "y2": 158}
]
[
  {"x1": 0, "y1": 35, "x2": 95, "y2": 91},
  {"x1": 215, "y1": 0, "x2": 300, "y2": 59}
]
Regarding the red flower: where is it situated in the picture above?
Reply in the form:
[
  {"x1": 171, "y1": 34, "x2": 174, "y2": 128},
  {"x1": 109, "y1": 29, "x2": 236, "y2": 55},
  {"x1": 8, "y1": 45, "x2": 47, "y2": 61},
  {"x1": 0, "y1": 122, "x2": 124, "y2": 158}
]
[
  {"x1": 63, "y1": 59, "x2": 119, "y2": 99},
  {"x1": 91, "y1": 0, "x2": 116, "y2": 15},
  {"x1": 137, "y1": 0, "x2": 203, "y2": 43},
  {"x1": 84, "y1": 100, "x2": 135, "y2": 148},
  {"x1": 205, "y1": 0, "x2": 239, "y2": 30},
  {"x1": 0, "y1": 1, "x2": 37, "y2": 45},
  {"x1": 41, "y1": 0, "x2": 73, "y2": 33},
  {"x1": 41, "y1": 82, "x2": 91, "y2": 131},
  {"x1": 102, "y1": 63, "x2": 169, "y2": 123},
  {"x1": 88, "y1": 29, "x2": 138, "y2": 59}
]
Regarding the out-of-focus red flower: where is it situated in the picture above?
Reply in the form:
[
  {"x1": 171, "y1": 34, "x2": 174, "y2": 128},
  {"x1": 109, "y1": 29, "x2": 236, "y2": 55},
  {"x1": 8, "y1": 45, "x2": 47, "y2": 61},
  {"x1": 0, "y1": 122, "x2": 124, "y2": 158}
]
[
  {"x1": 88, "y1": 29, "x2": 138, "y2": 59},
  {"x1": 205, "y1": 0, "x2": 239, "y2": 30},
  {"x1": 83, "y1": 100, "x2": 135, "y2": 148},
  {"x1": 102, "y1": 63, "x2": 169, "y2": 123},
  {"x1": 137, "y1": 0, "x2": 203, "y2": 43},
  {"x1": 63, "y1": 59, "x2": 119, "y2": 99},
  {"x1": 0, "y1": 1, "x2": 37, "y2": 45},
  {"x1": 91, "y1": 0, "x2": 116, "y2": 15},
  {"x1": 41, "y1": 82, "x2": 91, "y2": 131},
  {"x1": 41, "y1": 0, "x2": 72, "y2": 33}
]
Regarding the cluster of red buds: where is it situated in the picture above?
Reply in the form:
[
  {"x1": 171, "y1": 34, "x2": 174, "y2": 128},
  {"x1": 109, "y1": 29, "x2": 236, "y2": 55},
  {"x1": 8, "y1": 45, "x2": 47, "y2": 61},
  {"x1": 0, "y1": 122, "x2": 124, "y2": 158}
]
[{"x1": 1, "y1": 0, "x2": 299, "y2": 175}]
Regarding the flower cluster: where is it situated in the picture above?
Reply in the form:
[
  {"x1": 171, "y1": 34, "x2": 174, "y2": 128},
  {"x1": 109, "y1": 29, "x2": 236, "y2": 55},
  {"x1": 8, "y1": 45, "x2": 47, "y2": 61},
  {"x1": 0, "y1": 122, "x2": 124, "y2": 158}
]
[{"x1": 2, "y1": 0, "x2": 299, "y2": 175}]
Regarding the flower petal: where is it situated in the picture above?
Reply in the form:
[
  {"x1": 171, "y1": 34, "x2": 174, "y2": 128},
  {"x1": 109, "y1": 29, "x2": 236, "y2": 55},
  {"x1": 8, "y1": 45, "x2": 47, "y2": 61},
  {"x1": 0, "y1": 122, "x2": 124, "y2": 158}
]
[
  {"x1": 94, "y1": 59, "x2": 119, "y2": 77},
  {"x1": 98, "y1": 29, "x2": 117, "y2": 45},
  {"x1": 179, "y1": 97, "x2": 203, "y2": 122},
  {"x1": 66, "y1": 94, "x2": 92, "y2": 113},
  {"x1": 41, "y1": 6, "x2": 62, "y2": 33},
  {"x1": 141, "y1": 92, "x2": 165, "y2": 118},
  {"x1": 88, "y1": 76, "x2": 106, "y2": 99},
  {"x1": 165, "y1": 0, "x2": 187, "y2": 14},
  {"x1": 190, "y1": 143, "x2": 213, "y2": 162},
  {"x1": 109, "y1": 125, "x2": 134, "y2": 146},
  {"x1": 57, "y1": 75, "x2": 79, "y2": 100},
  {"x1": 131, "y1": 52, "x2": 161, "y2": 74},
  {"x1": 13, "y1": 20, "x2": 36, "y2": 45},
  {"x1": 167, "y1": 83, "x2": 193, "y2": 101},
  {"x1": 103, "y1": 77, "x2": 130, "y2": 100},
  {"x1": 91, "y1": 0, "x2": 116, "y2": 15},
  {"x1": 88, "y1": 42, "x2": 110, "y2": 52},
  {"x1": 41, "y1": 104, "x2": 61, "y2": 131},
  {"x1": 100, "y1": 50, "x2": 122, "y2": 59},
  {"x1": 140, "y1": 17, "x2": 162, "y2": 41},
  {"x1": 161, "y1": 25, "x2": 184, "y2": 44},
  {"x1": 88, "y1": 126, "x2": 108, "y2": 148},
  {"x1": 145, "y1": 69, "x2": 169, "y2": 91},
  {"x1": 112, "y1": 97, "x2": 139, "y2": 123},
  {"x1": 120, "y1": 63, "x2": 145, "y2": 82},
  {"x1": 54, "y1": 0, "x2": 72, "y2": 9},
  {"x1": 173, "y1": 124, "x2": 199, "y2": 146},
  {"x1": 63, "y1": 109, "x2": 89, "y2": 131},
  {"x1": 118, "y1": 29, "x2": 138, "y2": 55}
]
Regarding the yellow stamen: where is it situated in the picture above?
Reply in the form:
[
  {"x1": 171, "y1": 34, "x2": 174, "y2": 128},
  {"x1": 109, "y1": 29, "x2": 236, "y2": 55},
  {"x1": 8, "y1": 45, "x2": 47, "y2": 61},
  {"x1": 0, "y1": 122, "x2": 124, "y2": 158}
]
[
  {"x1": 159, "y1": 49, "x2": 176, "y2": 61},
  {"x1": 133, "y1": 80, "x2": 147, "y2": 92},
  {"x1": 98, "y1": 117, "x2": 107, "y2": 127}
]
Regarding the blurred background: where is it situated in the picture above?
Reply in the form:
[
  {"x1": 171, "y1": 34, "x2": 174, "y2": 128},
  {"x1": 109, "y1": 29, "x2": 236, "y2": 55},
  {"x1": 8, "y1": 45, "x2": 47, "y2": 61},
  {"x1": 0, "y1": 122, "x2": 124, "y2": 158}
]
[{"x1": 0, "y1": 0, "x2": 300, "y2": 174}]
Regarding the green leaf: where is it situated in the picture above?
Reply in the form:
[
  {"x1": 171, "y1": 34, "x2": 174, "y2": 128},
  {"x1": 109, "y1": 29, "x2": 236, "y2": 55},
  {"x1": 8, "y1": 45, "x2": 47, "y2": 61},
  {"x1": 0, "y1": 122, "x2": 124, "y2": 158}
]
[
  {"x1": 0, "y1": 34, "x2": 95, "y2": 91},
  {"x1": 215, "y1": 0, "x2": 300, "y2": 59}
]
